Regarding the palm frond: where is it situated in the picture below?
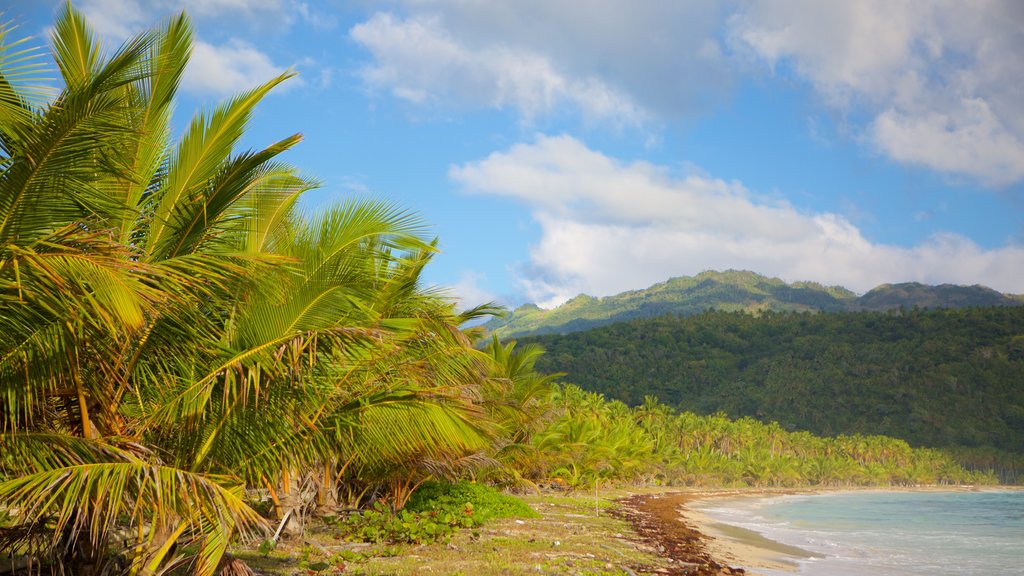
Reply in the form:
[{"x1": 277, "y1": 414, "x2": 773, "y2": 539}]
[
  {"x1": 236, "y1": 169, "x2": 313, "y2": 254},
  {"x1": 0, "y1": 431, "x2": 135, "y2": 475},
  {"x1": 0, "y1": 25, "x2": 154, "y2": 244},
  {"x1": 50, "y1": 2, "x2": 100, "y2": 89},
  {"x1": 159, "y1": 134, "x2": 304, "y2": 259},
  {"x1": 0, "y1": 457, "x2": 266, "y2": 565},
  {"x1": 146, "y1": 71, "x2": 294, "y2": 260},
  {"x1": 0, "y1": 19, "x2": 50, "y2": 147},
  {"x1": 109, "y1": 11, "x2": 193, "y2": 245}
]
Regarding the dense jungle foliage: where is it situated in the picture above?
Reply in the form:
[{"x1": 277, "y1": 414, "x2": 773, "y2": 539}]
[
  {"x1": 520, "y1": 386, "x2": 1001, "y2": 489},
  {"x1": 0, "y1": 7, "x2": 1008, "y2": 575},
  {"x1": 524, "y1": 307, "x2": 1024, "y2": 477}
]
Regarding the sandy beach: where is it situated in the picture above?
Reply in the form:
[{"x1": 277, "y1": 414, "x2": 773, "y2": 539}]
[
  {"x1": 616, "y1": 486, "x2": 1017, "y2": 576},
  {"x1": 613, "y1": 490, "x2": 815, "y2": 575},
  {"x1": 683, "y1": 493, "x2": 814, "y2": 575}
]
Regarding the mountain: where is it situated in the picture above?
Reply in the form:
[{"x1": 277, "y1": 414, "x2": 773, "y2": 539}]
[
  {"x1": 487, "y1": 270, "x2": 1023, "y2": 338},
  {"x1": 857, "y1": 282, "x2": 1020, "y2": 310},
  {"x1": 521, "y1": 306, "x2": 1024, "y2": 457}
]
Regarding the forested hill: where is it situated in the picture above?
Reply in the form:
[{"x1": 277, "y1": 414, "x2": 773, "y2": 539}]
[
  {"x1": 487, "y1": 270, "x2": 1023, "y2": 338},
  {"x1": 522, "y1": 306, "x2": 1024, "y2": 455}
]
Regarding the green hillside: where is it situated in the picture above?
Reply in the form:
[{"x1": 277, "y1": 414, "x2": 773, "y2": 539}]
[
  {"x1": 858, "y1": 282, "x2": 1018, "y2": 309},
  {"x1": 487, "y1": 270, "x2": 1022, "y2": 338},
  {"x1": 522, "y1": 307, "x2": 1024, "y2": 460}
]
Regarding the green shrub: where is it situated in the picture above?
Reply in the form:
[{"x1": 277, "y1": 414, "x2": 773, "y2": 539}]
[
  {"x1": 406, "y1": 480, "x2": 539, "y2": 519},
  {"x1": 339, "y1": 481, "x2": 536, "y2": 545},
  {"x1": 341, "y1": 500, "x2": 482, "y2": 544}
]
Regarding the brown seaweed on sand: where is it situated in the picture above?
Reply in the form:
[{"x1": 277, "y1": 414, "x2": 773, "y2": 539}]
[{"x1": 613, "y1": 493, "x2": 746, "y2": 576}]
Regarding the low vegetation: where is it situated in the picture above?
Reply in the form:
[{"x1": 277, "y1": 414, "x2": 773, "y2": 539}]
[
  {"x1": 239, "y1": 489, "x2": 661, "y2": 576},
  {"x1": 336, "y1": 481, "x2": 537, "y2": 546}
]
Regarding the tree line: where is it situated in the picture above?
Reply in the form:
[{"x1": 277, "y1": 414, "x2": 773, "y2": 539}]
[
  {"x1": 523, "y1": 307, "x2": 1024, "y2": 477},
  {"x1": 516, "y1": 385, "x2": 997, "y2": 490}
]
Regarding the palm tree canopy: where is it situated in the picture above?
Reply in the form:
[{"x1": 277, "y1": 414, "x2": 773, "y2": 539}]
[{"x1": 0, "y1": 5, "x2": 498, "y2": 574}]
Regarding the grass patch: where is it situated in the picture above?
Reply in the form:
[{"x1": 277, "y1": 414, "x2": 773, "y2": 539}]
[{"x1": 232, "y1": 488, "x2": 671, "y2": 575}]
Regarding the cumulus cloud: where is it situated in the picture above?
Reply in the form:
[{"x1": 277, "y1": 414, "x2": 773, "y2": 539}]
[
  {"x1": 351, "y1": 1, "x2": 1024, "y2": 186},
  {"x1": 73, "y1": 0, "x2": 310, "y2": 97},
  {"x1": 349, "y1": 1, "x2": 729, "y2": 124},
  {"x1": 451, "y1": 135, "x2": 1024, "y2": 307},
  {"x1": 872, "y1": 102, "x2": 1024, "y2": 187},
  {"x1": 447, "y1": 271, "x2": 502, "y2": 311},
  {"x1": 729, "y1": 0, "x2": 1024, "y2": 186},
  {"x1": 350, "y1": 13, "x2": 646, "y2": 124},
  {"x1": 182, "y1": 39, "x2": 297, "y2": 96}
]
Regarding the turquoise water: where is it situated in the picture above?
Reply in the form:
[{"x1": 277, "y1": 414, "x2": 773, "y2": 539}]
[{"x1": 695, "y1": 490, "x2": 1024, "y2": 575}]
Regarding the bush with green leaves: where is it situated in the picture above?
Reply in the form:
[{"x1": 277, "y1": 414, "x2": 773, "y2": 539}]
[
  {"x1": 340, "y1": 482, "x2": 536, "y2": 544},
  {"x1": 406, "y1": 480, "x2": 539, "y2": 520},
  {"x1": 341, "y1": 500, "x2": 482, "y2": 544}
]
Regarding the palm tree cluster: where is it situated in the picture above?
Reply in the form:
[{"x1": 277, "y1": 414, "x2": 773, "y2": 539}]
[
  {"x1": 0, "y1": 6, "x2": 504, "y2": 574},
  {"x1": 519, "y1": 389, "x2": 997, "y2": 490}
]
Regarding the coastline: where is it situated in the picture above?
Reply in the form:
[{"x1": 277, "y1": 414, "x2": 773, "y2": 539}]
[
  {"x1": 232, "y1": 485, "x2": 1019, "y2": 575},
  {"x1": 615, "y1": 485, "x2": 1014, "y2": 576},
  {"x1": 682, "y1": 491, "x2": 813, "y2": 575},
  {"x1": 614, "y1": 490, "x2": 809, "y2": 575}
]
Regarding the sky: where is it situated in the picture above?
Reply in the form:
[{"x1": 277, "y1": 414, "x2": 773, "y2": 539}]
[{"x1": 9, "y1": 0, "x2": 1024, "y2": 309}]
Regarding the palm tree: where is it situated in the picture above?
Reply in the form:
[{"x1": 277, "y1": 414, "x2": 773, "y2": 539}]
[
  {"x1": 478, "y1": 336, "x2": 561, "y2": 485},
  {"x1": 1, "y1": 5, "x2": 496, "y2": 574},
  {"x1": 0, "y1": 8, "x2": 264, "y2": 572}
]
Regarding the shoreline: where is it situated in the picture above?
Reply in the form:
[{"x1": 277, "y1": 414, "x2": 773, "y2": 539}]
[
  {"x1": 682, "y1": 491, "x2": 813, "y2": 575},
  {"x1": 613, "y1": 491, "x2": 749, "y2": 575},
  {"x1": 615, "y1": 485, "x2": 1012, "y2": 575},
  {"x1": 232, "y1": 484, "x2": 1020, "y2": 575},
  {"x1": 614, "y1": 489, "x2": 812, "y2": 575}
]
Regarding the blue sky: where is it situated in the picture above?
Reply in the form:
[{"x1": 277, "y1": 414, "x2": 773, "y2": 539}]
[{"x1": 11, "y1": 0, "x2": 1024, "y2": 308}]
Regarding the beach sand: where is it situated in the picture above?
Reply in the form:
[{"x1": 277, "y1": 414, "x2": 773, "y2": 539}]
[
  {"x1": 686, "y1": 498, "x2": 815, "y2": 575},
  {"x1": 614, "y1": 490, "x2": 816, "y2": 575}
]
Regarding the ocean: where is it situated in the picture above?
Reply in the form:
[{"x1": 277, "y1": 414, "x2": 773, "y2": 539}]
[{"x1": 694, "y1": 490, "x2": 1024, "y2": 575}]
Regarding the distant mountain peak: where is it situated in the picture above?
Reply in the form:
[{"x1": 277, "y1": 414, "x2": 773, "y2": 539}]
[{"x1": 486, "y1": 270, "x2": 1021, "y2": 338}]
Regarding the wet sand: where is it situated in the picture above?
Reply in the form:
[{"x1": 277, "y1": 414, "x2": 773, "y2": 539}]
[
  {"x1": 686, "y1": 503, "x2": 815, "y2": 575},
  {"x1": 614, "y1": 491, "x2": 814, "y2": 575}
]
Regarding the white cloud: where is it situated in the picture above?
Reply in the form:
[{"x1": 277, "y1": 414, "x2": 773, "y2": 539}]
[
  {"x1": 354, "y1": 1, "x2": 1024, "y2": 185},
  {"x1": 78, "y1": 0, "x2": 290, "y2": 38},
  {"x1": 74, "y1": 0, "x2": 309, "y2": 97},
  {"x1": 447, "y1": 271, "x2": 501, "y2": 312},
  {"x1": 451, "y1": 135, "x2": 1024, "y2": 307},
  {"x1": 350, "y1": 13, "x2": 645, "y2": 124},
  {"x1": 350, "y1": 1, "x2": 729, "y2": 124},
  {"x1": 79, "y1": 0, "x2": 1024, "y2": 187},
  {"x1": 75, "y1": 0, "x2": 149, "y2": 39},
  {"x1": 182, "y1": 39, "x2": 300, "y2": 96},
  {"x1": 872, "y1": 101, "x2": 1024, "y2": 187},
  {"x1": 730, "y1": 0, "x2": 1024, "y2": 186}
]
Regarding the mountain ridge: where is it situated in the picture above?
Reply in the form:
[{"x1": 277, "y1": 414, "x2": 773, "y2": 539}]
[{"x1": 487, "y1": 270, "x2": 1024, "y2": 338}]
